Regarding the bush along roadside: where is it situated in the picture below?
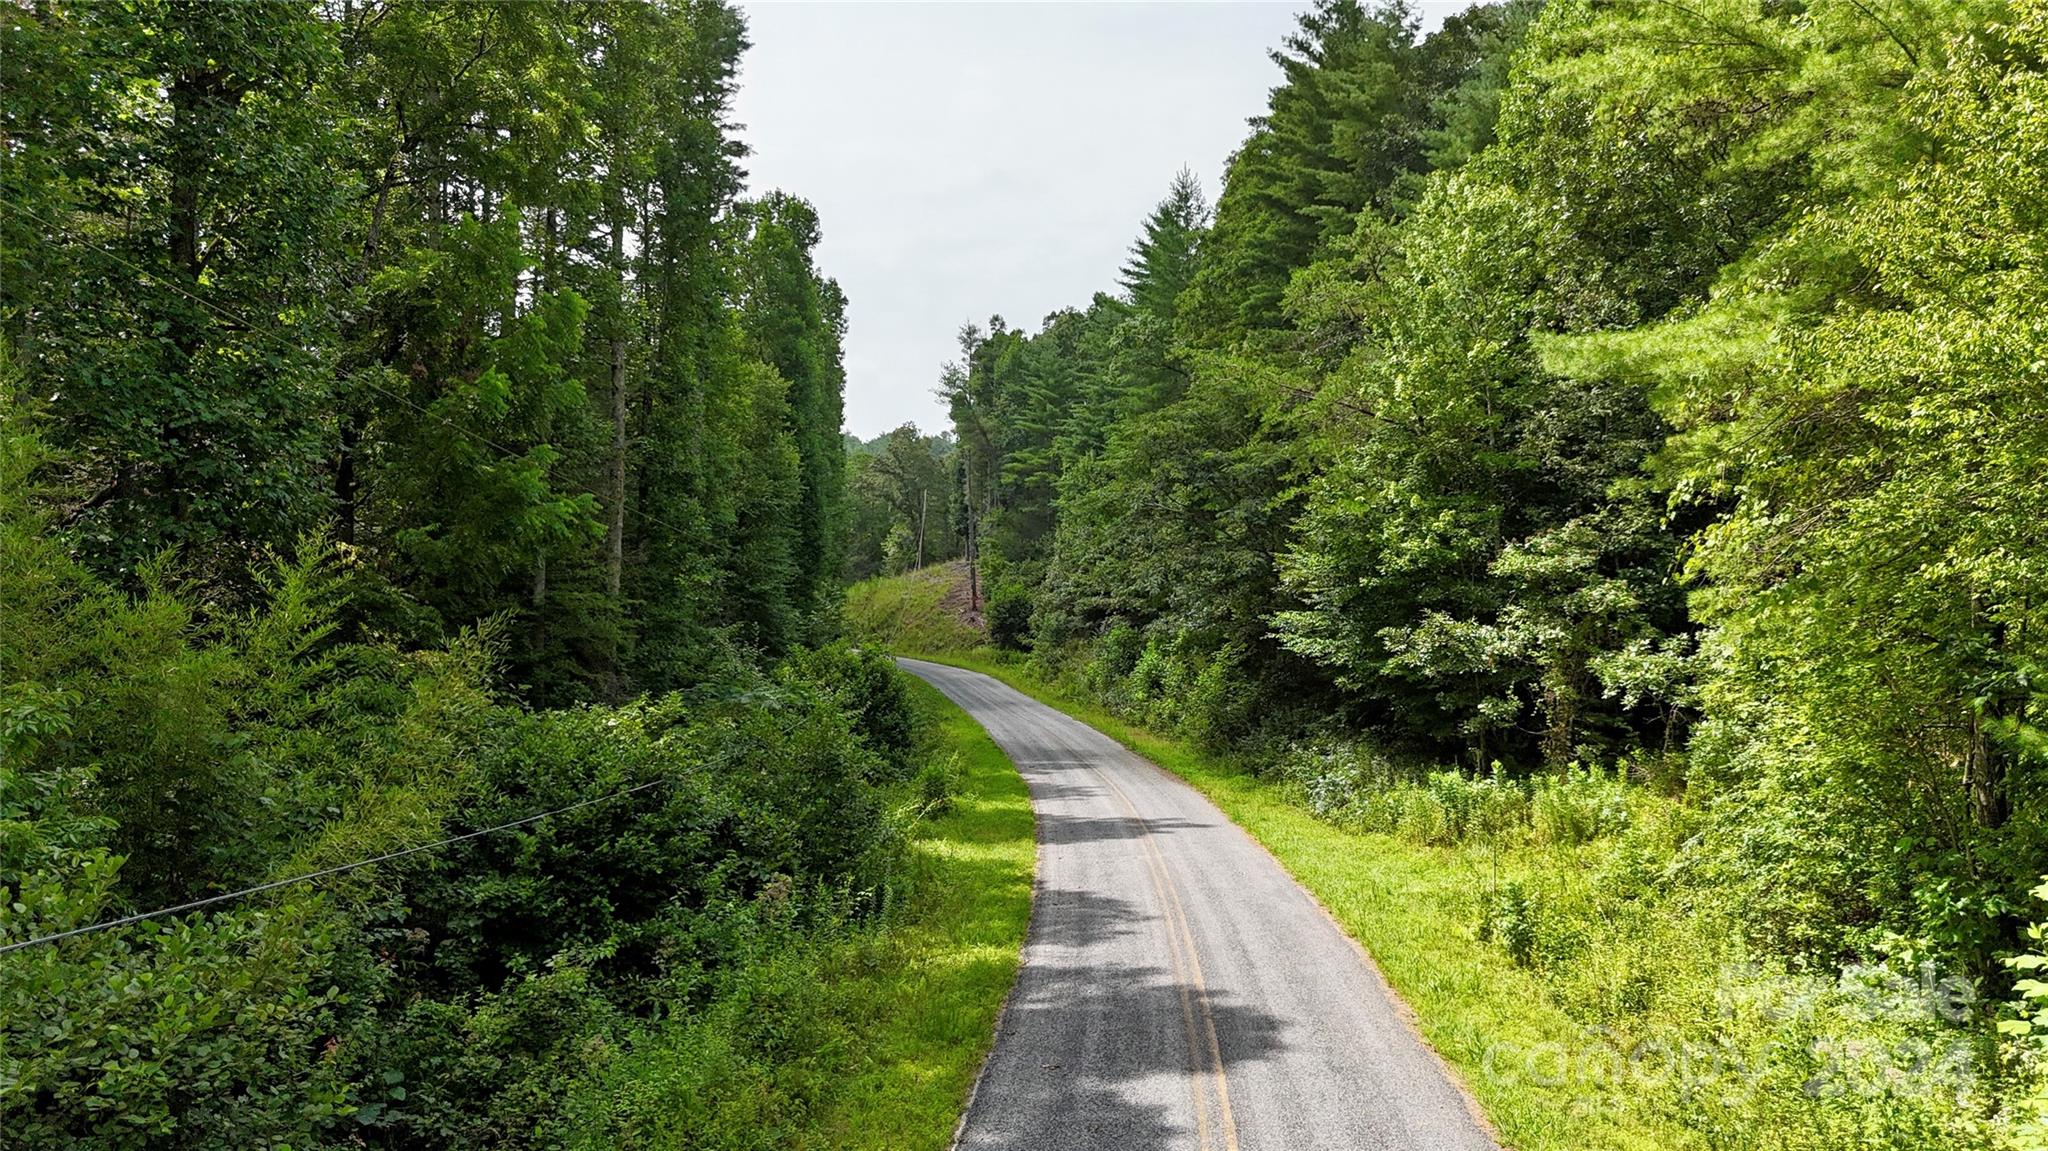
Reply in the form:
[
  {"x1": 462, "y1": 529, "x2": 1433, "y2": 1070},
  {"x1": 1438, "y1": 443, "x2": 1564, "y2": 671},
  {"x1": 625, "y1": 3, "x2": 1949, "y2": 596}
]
[
  {"x1": 553, "y1": 671, "x2": 1034, "y2": 1151},
  {"x1": 0, "y1": 466, "x2": 1033, "y2": 1151},
  {"x1": 911, "y1": 648, "x2": 2028, "y2": 1151}
]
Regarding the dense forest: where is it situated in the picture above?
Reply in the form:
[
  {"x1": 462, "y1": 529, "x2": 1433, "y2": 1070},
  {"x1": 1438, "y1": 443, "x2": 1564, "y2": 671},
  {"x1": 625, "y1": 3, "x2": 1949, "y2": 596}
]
[
  {"x1": 4, "y1": 0, "x2": 851, "y2": 698},
  {"x1": 0, "y1": 3, "x2": 984, "y2": 1147},
  {"x1": 902, "y1": 0, "x2": 2048, "y2": 1143}
]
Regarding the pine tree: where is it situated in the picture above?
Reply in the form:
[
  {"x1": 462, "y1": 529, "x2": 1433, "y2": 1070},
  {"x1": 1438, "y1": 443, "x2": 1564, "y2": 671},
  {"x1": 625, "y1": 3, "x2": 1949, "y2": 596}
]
[
  {"x1": 1118, "y1": 167, "x2": 1209, "y2": 320},
  {"x1": 1178, "y1": 0, "x2": 1431, "y2": 341}
]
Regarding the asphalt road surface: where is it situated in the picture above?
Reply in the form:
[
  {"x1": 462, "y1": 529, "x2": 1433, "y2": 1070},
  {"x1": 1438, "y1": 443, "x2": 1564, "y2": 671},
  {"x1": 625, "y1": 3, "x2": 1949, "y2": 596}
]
[{"x1": 899, "y1": 658, "x2": 1501, "y2": 1151}]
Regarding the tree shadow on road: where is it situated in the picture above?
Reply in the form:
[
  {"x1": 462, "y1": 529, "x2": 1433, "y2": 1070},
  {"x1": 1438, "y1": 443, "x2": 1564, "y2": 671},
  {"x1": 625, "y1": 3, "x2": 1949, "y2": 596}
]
[
  {"x1": 1033, "y1": 811, "x2": 1210, "y2": 847},
  {"x1": 965, "y1": 889, "x2": 1293, "y2": 1151}
]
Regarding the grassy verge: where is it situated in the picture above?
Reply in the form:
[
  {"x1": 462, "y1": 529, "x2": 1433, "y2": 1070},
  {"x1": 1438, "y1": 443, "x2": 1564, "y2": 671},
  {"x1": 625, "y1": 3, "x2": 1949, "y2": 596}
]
[
  {"x1": 911, "y1": 650, "x2": 1692, "y2": 1151},
  {"x1": 811, "y1": 672, "x2": 1035, "y2": 1147}
]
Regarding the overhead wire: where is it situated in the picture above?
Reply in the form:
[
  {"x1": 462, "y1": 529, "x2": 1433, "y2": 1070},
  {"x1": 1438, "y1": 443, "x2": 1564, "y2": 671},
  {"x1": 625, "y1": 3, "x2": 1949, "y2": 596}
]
[
  {"x1": 0, "y1": 707, "x2": 814, "y2": 957},
  {"x1": 0, "y1": 778, "x2": 667, "y2": 956}
]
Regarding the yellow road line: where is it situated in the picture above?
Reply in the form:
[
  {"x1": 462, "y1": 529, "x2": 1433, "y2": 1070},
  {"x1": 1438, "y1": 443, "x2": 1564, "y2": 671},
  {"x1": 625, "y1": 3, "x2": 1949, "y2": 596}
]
[
  {"x1": 1092, "y1": 765, "x2": 1241, "y2": 1151},
  {"x1": 1118, "y1": 772, "x2": 1213, "y2": 1150}
]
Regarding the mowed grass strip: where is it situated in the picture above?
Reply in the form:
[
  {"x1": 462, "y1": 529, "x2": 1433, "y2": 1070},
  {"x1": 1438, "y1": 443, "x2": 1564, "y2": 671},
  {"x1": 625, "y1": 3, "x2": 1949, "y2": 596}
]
[
  {"x1": 913, "y1": 651, "x2": 1694, "y2": 1151},
  {"x1": 813, "y1": 671, "x2": 1034, "y2": 1149}
]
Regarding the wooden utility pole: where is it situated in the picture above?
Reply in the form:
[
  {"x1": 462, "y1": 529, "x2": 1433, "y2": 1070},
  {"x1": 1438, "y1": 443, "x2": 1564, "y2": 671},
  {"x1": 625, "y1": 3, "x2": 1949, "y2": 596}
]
[
  {"x1": 916, "y1": 487, "x2": 928, "y2": 570},
  {"x1": 964, "y1": 463, "x2": 979, "y2": 611}
]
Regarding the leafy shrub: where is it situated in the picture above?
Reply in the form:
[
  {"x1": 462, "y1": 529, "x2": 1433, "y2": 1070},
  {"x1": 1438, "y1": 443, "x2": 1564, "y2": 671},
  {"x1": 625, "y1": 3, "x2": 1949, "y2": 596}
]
[
  {"x1": 1, "y1": 413, "x2": 915, "y2": 1149},
  {"x1": 780, "y1": 642, "x2": 917, "y2": 780},
  {"x1": 349, "y1": 961, "x2": 625, "y2": 1146},
  {"x1": 1395, "y1": 787, "x2": 1452, "y2": 845},
  {"x1": 2003, "y1": 878, "x2": 2048, "y2": 1148},
  {"x1": 1677, "y1": 741, "x2": 1886, "y2": 964},
  {"x1": 1091, "y1": 624, "x2": 1146, "y2": 685},
  {"x1": 1478, "y1": 881, "x2": 1540, "y2": 967},
  {"x1": 1182, "y1": 644, "x2": 1254, "y2": 752},
  {"x1": 1423, "y1": 770, "x2": 1529, "y2": 843},
  {"x1": 1277, "y1": 745, "x2": 1535, "y2": 848},
  {"x1": 560, "y1": 944, "x2": 849, "y2": 1151},
  {"x1": 1125, "y1": 637, "x2": 1172, "y2": 711},
  {"x1": 1661, "y1": 958, "x2": 1996, "y2": 1150},
  {"x1": 985, "y1": 583, "x2": 1033, "y2": 651},
  {"x1": 1277, "y1": 740, "x2": 1400, "y2": 824},
  {"x1": 914, "y1": 753, "x2": 961, "y2": 819}
]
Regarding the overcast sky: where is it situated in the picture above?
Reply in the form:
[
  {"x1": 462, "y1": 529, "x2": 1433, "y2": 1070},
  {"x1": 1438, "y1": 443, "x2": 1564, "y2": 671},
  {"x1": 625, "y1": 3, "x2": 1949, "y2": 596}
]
[{"x1": 733, "y1": 2, "x2": 1470, "y2": 437}]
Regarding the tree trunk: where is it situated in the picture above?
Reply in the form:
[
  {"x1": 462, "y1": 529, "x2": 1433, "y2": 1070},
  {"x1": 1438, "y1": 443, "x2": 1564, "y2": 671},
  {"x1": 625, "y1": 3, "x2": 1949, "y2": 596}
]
[
  {"x1": 1966, "y1": 603, "x2": 2014, "y2": 829},
  {"x1": 964, "y1": 462, "x2": 979, "y2": 610},
  {"x1": 1968, "y1": 710, "x2": 2011, "y2": 829},
  {"x1": 335, "y1": 411, "x2": 361, "y2": 546},
  {"x1": 916, "y1": 487, "x2": 928, "y2": 570},
  {"x1": 607, "y1": 334, "x2": 627, "y2": 598},
  {"x1": 606, "y1": 217, "x2": 627, "y2": 600}
]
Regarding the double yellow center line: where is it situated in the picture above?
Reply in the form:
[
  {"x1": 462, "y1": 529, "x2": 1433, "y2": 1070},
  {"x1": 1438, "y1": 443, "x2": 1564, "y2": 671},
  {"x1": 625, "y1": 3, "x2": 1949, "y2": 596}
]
[{"x1": 1092, "y1": 765, "x2": 1241, "y2": 1151}]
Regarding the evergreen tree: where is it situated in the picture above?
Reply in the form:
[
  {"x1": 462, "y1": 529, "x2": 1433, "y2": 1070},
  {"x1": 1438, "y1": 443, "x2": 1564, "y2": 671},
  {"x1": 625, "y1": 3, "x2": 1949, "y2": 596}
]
[
  {"x1": 1177, "y1": 0, "x2": 1431, "y2": 342},
  {"x1": 1118, "y1": 167, "x2": 1209, "y2": 320},
  {"x1": 732, "y1": 192, "x2": 850, "y2": 643}
]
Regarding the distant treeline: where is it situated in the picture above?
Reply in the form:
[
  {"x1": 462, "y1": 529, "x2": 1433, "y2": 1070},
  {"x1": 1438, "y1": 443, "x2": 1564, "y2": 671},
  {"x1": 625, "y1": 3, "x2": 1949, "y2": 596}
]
[{"x1": 843, "y1": 425, "x2": 961, "y2": 581}]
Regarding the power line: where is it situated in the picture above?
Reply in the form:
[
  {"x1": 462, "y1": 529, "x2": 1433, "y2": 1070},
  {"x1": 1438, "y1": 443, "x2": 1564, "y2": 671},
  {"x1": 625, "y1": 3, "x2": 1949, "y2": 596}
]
[
  {"x1": 0, "y1": 704, "x2": 817, "y2": 957},
  {"x1": 0, "y1": 776, "x2": 668, "y2": 957},
  {"x1": 0, "y1": 195, "x2": 705, "y2": 547}
]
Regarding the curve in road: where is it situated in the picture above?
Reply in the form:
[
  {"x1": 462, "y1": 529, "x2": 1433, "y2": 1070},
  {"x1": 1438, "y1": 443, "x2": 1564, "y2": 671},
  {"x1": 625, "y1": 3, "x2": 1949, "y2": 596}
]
[{"x1": 899, "y1": 657, "x2": 1501, "y2": 1151}]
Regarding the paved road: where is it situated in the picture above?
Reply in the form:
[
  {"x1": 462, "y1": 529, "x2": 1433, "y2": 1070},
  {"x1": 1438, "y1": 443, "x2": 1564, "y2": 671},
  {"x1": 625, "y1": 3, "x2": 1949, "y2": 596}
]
[{"x1": 899, "y1": 658, "x2": 1501, "y2": 1151}]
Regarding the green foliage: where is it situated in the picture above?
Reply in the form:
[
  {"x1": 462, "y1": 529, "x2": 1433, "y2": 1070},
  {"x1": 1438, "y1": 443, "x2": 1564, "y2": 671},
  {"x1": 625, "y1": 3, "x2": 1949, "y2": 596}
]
[
  {"x1": 0, "y1": 1, "x2": 1047, "y2": 1146},
  {"x1": 779, "y1": 643, "x2": 919, "y2": 781},
  {"x1": 1539, "y1": 0, "x2": 2048, "y2": 971},
  {"x1": 842, "y1": 425, "x2": 957, "y2": 582},
  {"x1": 842, "y1": 566, "x2": 985, "y2": 655},
  {"x1": 913, "y1": 753, "x2": 963, "y2": 819},
  {"x1": 732, "y1": 192, "x2": 850, "y2": 644},
  {"x1": 4, "y1": 0, "x2": 847, "y2": 703},
  {"x1": 1529, "y1": 765, "x2": 1630, "y2": 848},
  {"x1": 1, "y1": 1, "x2": 351, "y2": 577},
  {"x1": 1119, "y1": 167, "x2": 1209, "y2": 320},
  {"x1": 957, "y1": 653, "x2": 2008, "y2": 1150},
  {"x1": 2004, "y1": 878, "x2": 2048, "y2": 1147},
  {"x1": 0, "y1": 503, "x2": 952, "y2": 1148},
  {"x1": 1182, "y1": 643, "x2": 1256, "y2": 752},
  {"x1": 984, "y1": 582, "x2": 1034, "y2": 652},
  {"x1": 1477, "y1": 880, "x2": 1539, "y2": 967},
  {"x1": 1178, "y1": 0, "x2": 1439, "y2": 340}
]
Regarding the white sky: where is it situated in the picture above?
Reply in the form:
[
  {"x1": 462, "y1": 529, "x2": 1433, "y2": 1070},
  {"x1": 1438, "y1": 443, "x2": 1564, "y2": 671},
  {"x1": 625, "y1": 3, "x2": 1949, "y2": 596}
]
[{"x1": 733, "y1": 1, "x2": 1471, "y2": 437}]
